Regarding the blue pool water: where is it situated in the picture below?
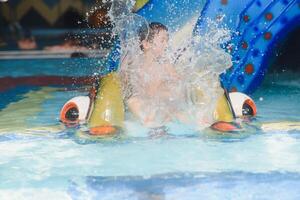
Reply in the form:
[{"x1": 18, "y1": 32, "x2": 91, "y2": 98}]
[{"x1": 0, "y1": 59, "x2": 300, "y2": 199}]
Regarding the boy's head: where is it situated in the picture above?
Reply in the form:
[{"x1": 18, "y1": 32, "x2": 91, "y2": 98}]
[{"x1": 139, "y1": 22, "x2": 169, "y2": 56}]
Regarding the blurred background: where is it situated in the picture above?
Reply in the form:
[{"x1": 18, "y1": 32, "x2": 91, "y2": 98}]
[
  {"x1": 0, "y1": 0, "x2": 123, "y2": 99},
  {"x1": 0, "y1": 0, "x2": 115, "y2": 53}
]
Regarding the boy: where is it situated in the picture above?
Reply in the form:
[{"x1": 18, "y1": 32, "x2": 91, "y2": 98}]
[
  {"x1": 120, "y1": 22, "x2": 182, "y2": 128},
  {"x1": 120, "y1": 22, "x2": 235, "y2": 131}
]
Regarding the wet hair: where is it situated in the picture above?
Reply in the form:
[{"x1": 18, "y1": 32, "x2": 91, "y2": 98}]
[{"x1": 139, "y1": 22, "x2": 168, "y2": 50}]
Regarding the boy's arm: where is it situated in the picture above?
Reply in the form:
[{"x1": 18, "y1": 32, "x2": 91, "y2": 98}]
[
  {"x1": 127, "y1": 97, "x2": 143, "y2": 118},
  {"x1": 127, "y1": 96, "x2": 157, "y2": 127}
]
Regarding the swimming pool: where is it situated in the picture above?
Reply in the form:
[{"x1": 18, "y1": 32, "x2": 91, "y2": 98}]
[{"x1": 0, "y1": 58, "x2": 300, "y2": 199}]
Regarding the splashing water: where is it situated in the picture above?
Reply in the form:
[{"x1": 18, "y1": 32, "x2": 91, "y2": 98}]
[
  {"x1": 171, "y1": 19, "x2": 233, "y2": 125},
  {"x1": 108, "y1": 1, "x2": 233, "y2": 128},
  {"x1": 106, "y1": 1, "x2": 233, "y2": 129}
]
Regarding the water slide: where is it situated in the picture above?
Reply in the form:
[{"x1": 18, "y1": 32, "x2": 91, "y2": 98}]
[{"x1": 136, "y1": 0, "x2": 300, "y2": 94}]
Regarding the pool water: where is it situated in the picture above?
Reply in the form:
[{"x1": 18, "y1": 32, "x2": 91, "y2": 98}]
[{"x1": 0, "y1": 59, "x2": 300, "y2": 199}]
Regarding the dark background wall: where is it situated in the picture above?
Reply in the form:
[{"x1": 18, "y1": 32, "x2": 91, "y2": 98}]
[{"x1": 0, "y1": 0, "x2": 97, "y2": 28}]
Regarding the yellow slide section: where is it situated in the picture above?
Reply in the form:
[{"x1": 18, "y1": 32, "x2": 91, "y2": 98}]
[
  {"x1": 133, "y1": 0, "x2": 150, "y2": 11},
  {"x1": 88, "y1": 72, "x2": 125, "y2": 135},
  {"x1": 0, "y1": 87, "x2": 62, "y2": 135},
  {"x1": 214, "y1": 94, "x2": 234, "y2": 122}
]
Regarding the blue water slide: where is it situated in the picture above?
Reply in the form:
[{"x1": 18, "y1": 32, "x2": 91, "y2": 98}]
[{"x1": 194, "y1": 0, "x2": 300, "y2": 94}]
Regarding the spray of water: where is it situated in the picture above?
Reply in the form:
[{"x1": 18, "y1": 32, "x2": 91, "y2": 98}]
[
  {"x1": 106, "y1": 0, "x2": 233, "y2": 128},
  {"x1": 170, "y1": 19, "x2": 232, "y2": 126}
]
